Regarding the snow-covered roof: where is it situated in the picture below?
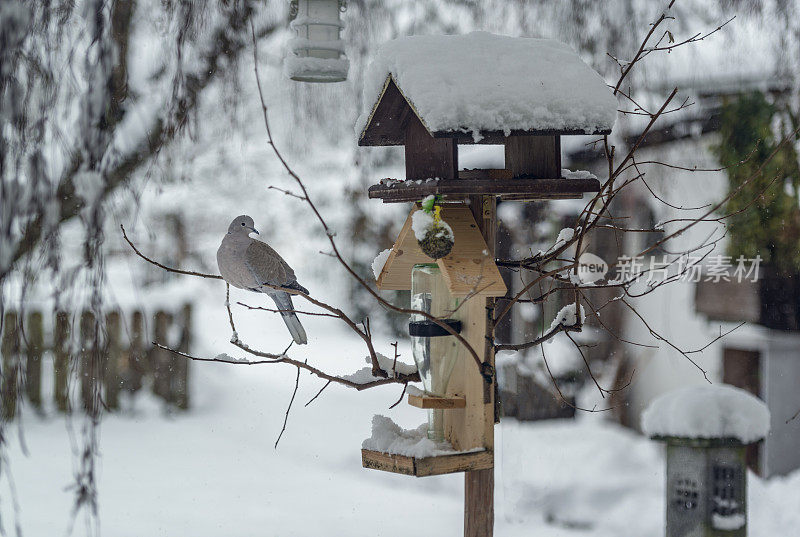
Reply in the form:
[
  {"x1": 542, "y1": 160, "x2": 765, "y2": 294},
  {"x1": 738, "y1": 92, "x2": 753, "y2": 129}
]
[
  {"x1": 641, "y1": 384, "x2": 770, "y2": 444},
  {"x1": 357, "y1": 32, "x2": 617, "y2": 145}
]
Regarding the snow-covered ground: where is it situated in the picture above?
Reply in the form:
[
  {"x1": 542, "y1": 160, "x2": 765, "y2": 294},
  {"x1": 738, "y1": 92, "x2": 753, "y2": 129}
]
[{"x1": 2, "y1": 282, "x2": 798, "y2": 537}]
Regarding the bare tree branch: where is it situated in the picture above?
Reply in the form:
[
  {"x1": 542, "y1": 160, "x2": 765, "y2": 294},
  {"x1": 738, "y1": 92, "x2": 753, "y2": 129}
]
[
  {"x1": 4, "y1": 8, "x2": 279, "y2": 281},
  {"x1": 155, "y1": 343, "x2": 420, "y2": 391},
  {"x1": 275, "y1": 367, "x2": 301, "y2": 448},
  {"x1": 121, "y1": 225, "x2": 222, "y2": 280}
]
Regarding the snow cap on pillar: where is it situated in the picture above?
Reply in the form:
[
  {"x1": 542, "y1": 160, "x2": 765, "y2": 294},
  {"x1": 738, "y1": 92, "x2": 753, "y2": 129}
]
[{"x1": 642, "y1": 384, "x2": 770, "y2": 444}]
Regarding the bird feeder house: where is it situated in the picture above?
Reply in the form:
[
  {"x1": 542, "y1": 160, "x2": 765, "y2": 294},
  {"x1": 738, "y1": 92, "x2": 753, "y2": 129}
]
[
  {"x1": 356, "y1": 32, "x2": 617, "y2": 202},
  {"x1": 362, "y1": 204, "x2": 505, "y2": 477},
  {"x1": 357, "y1": 32, "x2": 617, "y2": 536},
  {"x1": 642, "y1": 385, "x2": 771, "y2": 537},
  {"x1": 286, "y1": 0, "x2": 349, "y2": 83}
]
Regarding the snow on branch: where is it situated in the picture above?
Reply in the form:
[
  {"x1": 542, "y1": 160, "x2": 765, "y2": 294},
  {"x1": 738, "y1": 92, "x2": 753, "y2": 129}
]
[
  {"x1": 341, "y1": 354, "x2": 418, "y2": 385},
  {"x1": 548, "y1": 303, "x2": 585, "y2": 333}
]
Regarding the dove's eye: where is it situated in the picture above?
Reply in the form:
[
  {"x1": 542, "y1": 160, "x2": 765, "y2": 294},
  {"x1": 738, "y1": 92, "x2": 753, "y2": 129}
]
[{"x1": 241, "y1": 222, "x2": 245, "y2": 226}]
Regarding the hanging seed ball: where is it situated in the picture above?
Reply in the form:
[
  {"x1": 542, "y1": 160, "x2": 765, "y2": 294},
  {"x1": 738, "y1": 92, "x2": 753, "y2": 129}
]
[
  {"x1": 419, "y1": 223, "x2": 454, "y2": 259},
  {"x1": 413, "y1": 209, "x2": 454, "y2": 259}
]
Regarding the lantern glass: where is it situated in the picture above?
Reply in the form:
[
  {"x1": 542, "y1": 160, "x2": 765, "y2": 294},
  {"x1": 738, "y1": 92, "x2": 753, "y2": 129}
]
[
  {"x1": 287, "y1": 0, "x2": 349, "y2": 83},
  {"x1": 410, "y1": 263, "x2": 461, "y2": 442}
]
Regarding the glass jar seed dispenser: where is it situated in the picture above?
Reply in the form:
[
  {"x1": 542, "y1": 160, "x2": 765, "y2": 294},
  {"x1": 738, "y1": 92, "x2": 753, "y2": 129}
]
[{"x1": 410, "y1": 263, "x2": 463, "y2": 442}]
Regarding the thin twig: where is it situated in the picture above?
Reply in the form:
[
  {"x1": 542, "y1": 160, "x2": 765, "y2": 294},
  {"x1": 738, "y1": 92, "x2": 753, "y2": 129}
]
[
  {"x1": 305, "y1": 380, "x2": 332, "y2": 407},
  {"x1": 275, "y1": 367, "x2": 301, "y2": 448},
  {"x1": 237, "y1": 301, "x2": 339, "y2": 318},
  {"x1": 787, "y1": 408, "x2": 800, "y2": 424},
  {"x1": 388, "y1": 383, "x2": 409, "y2": 410},
  {"x1": 121, "y1": 225, "x2": 221, "y2": 279},
  {"x1": 154, "y1": 343, "x2": 283, "y2": 364},
  {"x1": 226, "y1": 284, "x2": 237, "y2": 335}
]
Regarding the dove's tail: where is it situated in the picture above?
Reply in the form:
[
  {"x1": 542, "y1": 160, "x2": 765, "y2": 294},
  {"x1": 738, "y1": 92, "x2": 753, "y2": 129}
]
[
  {"x1": 281, "y1": 310, "x2": 307, "y2": 345},
  {"x1": 270, "y1": 292, "x2": 308, "y2": 345}
]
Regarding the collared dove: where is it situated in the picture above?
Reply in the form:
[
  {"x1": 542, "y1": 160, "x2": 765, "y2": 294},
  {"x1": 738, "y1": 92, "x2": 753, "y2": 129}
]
[{"x1": 217, "y1": 215, "x2": 308, "y2": 345}]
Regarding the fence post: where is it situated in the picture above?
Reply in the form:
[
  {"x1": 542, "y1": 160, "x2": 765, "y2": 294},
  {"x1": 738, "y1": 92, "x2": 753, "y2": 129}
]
[
  {"x1": 105, "y1": 311, "x2": 122, "y2": 410},
  {"x1": 151, "y1": 311, "x2": 172, "y2": 401},
  {"x1": 54, "y1": 312, "x2": 70, "y2": 412},
  {"x1": 79, "y1": 311, "x2": 97, "y2": 414},
  {"x1": 175, "y1": 304, "x2": 191, "y2": 409},
  {"x1": 26, "y1": 311, "x2": 44, "y2": 410},
  {"x1": 124, "y1": 310, "x2": 145, "y2": 393},
  {"x1": 1, "y1": 312, "x2": 20, "y2": 420}
]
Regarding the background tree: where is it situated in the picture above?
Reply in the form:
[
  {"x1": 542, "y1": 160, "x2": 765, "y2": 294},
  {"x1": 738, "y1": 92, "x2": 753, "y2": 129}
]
[
  {"x1": 0, "y1": 0, "x2": 282, "y2": 528},
  {"x1": 716, "y1": 92, "x2": 800, "y2": 274}
]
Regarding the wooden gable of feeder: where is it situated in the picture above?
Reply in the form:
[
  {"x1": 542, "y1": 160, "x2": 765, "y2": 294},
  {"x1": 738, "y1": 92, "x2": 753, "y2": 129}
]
[
  {"x1": 356, "y1": 32, "x2": 617, "y2": 203},
  {"x1": 376, "y1": 205, "x2": 507, "y2": 298}
]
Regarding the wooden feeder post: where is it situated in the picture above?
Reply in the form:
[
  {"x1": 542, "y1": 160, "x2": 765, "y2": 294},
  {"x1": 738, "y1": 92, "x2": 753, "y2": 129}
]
[
  {"x1": 356, "y1": 33, "x2": 616, "y2": 537},
  {"x1": 464, "y1": 194, "x2": 497, "y2": 537}
]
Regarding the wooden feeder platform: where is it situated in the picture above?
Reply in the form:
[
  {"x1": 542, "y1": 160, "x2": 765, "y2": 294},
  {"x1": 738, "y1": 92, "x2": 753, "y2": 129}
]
[
  {"x1": 361, "y1": 448, "x2": 493, "y2": 477},
  {"x1": 408, "y1": 393, "x2": 466, "y2": 409},
  {"x1": 368, "y1": 172, "x2": 601, "y2": 203}
]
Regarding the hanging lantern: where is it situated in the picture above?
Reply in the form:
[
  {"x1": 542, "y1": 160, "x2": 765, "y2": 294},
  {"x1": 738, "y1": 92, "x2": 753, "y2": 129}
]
[
  {"x1": 409, "y1": 263, "x2": 463, "y2": 442},
  {"x1": 286, "y1": 0, "x2": 349, "y2": 83}
]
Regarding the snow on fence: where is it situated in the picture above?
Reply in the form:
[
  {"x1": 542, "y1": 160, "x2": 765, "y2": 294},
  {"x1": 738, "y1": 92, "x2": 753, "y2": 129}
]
[{"x1": 0, "y1": 305, "x2": 192, "y2": 418}]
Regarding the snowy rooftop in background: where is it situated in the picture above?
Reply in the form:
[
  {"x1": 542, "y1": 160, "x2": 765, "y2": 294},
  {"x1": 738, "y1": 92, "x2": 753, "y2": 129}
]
[
  {"x1": 641, "y1": 384, "x2": 770, "y2": 444},
  {"x1": 357, "y1": 32, "x2": 617, "y2": 143}
]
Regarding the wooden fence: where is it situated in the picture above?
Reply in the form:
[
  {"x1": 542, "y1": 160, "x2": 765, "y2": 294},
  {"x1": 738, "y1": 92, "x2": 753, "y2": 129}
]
[
  {"x1": 1, "y1": 305, "x2": 192, "y2": 419},
  {"x1": 498, "y1": 361, "x2": 577, "y2": 422}
]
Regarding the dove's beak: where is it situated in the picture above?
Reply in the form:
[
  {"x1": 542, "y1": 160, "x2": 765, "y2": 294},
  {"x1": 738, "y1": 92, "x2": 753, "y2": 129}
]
[{"x1": 249, "y1": 227, "x2": 260, "y2": 235}]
